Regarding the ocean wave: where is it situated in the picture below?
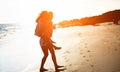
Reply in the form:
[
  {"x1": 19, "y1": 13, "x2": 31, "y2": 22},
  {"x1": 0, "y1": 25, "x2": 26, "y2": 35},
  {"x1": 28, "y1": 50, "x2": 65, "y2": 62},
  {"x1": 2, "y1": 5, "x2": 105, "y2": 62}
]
[{"x1": 0, "y1": 24, "x2": 17, "y2": 38}]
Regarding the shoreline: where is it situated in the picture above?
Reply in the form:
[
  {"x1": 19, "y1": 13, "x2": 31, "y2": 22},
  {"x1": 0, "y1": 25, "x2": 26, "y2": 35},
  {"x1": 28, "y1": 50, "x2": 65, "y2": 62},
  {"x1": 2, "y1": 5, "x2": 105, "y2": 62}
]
[{"x1": 23, "y1": 24, "x2": 120, "y2": 72}]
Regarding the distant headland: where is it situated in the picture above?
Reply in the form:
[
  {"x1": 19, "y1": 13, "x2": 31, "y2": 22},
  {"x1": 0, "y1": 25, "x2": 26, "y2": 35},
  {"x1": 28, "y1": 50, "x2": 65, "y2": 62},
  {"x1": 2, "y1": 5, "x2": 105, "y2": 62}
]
[{"x1": 56, "y1": 9, "x2": 120, "y2": 28}]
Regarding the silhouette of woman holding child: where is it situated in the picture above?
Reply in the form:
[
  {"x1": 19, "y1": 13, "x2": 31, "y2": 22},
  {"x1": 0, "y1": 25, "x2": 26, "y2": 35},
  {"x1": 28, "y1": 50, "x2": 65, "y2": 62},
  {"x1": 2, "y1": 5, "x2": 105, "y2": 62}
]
[{"x1": 35, "y1": 11, "x2": 64, "y2": 72}]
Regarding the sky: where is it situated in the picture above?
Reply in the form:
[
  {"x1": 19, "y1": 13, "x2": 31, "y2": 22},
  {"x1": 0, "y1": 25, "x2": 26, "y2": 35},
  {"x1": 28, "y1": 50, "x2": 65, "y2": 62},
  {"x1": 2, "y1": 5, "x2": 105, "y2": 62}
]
[{"x1": 0, "y1": 0, "x2": 120, "y2": 24}]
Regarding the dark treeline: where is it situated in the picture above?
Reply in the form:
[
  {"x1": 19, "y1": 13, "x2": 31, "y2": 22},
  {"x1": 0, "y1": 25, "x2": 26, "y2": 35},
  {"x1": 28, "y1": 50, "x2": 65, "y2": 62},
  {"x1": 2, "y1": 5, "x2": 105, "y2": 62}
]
[{"x1": 57, "y1": 9, "x2": 120, "y2": 28}]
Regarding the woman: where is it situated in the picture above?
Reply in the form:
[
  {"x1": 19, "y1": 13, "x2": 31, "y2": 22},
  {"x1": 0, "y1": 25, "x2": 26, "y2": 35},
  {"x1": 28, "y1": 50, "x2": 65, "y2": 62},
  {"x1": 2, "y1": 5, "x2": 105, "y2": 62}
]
[
  {"x1": 35, "y1": 11, "x2": 61, "y2": 50},
  {"x1": 35, "y1": 11, "x2": 63, "y2": 72}
]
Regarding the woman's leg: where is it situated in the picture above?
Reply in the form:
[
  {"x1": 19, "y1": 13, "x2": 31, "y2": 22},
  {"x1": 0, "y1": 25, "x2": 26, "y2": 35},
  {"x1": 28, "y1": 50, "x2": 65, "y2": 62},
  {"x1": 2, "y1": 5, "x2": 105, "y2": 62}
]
[
  {"x1": 49, "y1": 47, "x2": 58, "y2": 68},
  {"x1": 40, "y1": 46, "x2": 49, "y2": 71},
  {"x1": 49, "y1": 47, "x2": 63, "y2": 70}
]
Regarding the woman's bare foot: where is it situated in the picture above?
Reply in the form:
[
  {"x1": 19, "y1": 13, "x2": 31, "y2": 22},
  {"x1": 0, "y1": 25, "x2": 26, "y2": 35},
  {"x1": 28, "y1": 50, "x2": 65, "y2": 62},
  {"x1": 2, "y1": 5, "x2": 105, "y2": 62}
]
[
  {"x1": 40, "y1": 68, "x2": 48, "y2": 72},
  {"x1": 55, "y1": 65, "x2": 64, "y2": 71},
  {"x1": 57, "y1": 65, "x2": 64, "y2": 68},
  {"x1": 55, "y1": 65, "x2": 64, "y2": 69}
]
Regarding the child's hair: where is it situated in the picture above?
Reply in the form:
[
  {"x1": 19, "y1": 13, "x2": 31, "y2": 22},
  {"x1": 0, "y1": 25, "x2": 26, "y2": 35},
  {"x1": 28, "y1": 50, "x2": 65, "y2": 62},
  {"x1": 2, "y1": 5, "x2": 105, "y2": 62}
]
[{"x1": 48, "y1": 11, "x2": 53, "y2": 20}]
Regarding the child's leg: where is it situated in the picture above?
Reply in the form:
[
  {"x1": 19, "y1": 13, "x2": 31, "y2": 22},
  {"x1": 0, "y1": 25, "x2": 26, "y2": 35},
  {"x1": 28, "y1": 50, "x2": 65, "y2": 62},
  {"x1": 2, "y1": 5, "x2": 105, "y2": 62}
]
[
  {"x1": 52, "y1": 44, "x2": 61, "y2": 50},
  {"x1": 50, "y1": 38, "x2": 56, "y2": 43},
  {"x1": 50, "y1": 39, "x2": 61, "y2": 50}
]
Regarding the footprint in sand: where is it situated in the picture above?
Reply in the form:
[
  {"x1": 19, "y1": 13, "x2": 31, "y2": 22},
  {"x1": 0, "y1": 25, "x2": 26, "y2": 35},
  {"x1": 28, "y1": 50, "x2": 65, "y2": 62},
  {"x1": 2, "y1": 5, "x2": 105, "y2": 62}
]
[
  {"x1": 90, "y1": 65, "x2": 94, "y2": 68},
  {"x1": 86, "y1": 59, "x2": 89, "y2": 62},
  {"x1": 69, "y1": 64, "x2": 72, "y2": 66},
  {"x1": 114, "y1": 48, "x2": 118, "y2": 51},
  {"x1": 83, "y1": 55, "x2": 86, "y2": 58},
  {"x1": 87, "y1": 50, "x2": 91, "y2": 52},
  {"x1": 65, "y1": 59, "x2": 69, "y2": 62}
]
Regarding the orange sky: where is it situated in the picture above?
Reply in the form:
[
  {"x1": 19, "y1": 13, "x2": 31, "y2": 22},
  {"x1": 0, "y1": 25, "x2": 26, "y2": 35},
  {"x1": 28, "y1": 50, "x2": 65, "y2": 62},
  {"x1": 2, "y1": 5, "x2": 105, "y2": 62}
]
[{"x1": 0, "y1": 0, "x2": 120, "y2": 24}]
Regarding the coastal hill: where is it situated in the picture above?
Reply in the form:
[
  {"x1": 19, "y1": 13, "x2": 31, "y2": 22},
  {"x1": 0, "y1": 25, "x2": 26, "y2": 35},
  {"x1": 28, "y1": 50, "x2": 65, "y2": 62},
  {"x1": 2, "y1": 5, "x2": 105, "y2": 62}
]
[{"x1": 56, "y1": 9, "x2": 120, "y2": 28}]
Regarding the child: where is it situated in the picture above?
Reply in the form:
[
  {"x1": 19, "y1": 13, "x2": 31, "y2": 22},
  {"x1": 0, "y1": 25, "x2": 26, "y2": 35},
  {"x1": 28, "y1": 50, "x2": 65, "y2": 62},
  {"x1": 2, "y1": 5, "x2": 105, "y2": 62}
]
[{"x1": 35, "y1": 11, "x2": 61, "y2": 50}]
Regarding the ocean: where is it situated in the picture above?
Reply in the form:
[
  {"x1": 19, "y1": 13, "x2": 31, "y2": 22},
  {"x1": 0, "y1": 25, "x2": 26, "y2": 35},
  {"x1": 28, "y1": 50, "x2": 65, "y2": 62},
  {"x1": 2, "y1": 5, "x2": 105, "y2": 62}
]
[
  {"x1": 0, "y1": 24, "x2": 41, "y2": 72},
  {"x1": 0, "y1": 24, "x2": 16, "y2": 38}
]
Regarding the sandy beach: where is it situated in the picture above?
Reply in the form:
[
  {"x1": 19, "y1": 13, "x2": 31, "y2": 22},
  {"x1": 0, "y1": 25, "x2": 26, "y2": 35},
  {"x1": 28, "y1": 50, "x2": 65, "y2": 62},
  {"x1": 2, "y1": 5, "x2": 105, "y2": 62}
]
[{"x1": 22, "y1": 23, "x2": 120, "y2": 72}]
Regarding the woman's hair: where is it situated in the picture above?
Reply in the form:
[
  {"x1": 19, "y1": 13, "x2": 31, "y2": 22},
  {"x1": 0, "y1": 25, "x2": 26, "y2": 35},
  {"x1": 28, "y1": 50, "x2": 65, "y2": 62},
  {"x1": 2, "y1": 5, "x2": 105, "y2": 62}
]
[
  {"x1": 36, "y1": 11, "x2": 53, "y2": 23},
  {"x1": 36, "y1": 11, "x2": 47, "y2": 23}
]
